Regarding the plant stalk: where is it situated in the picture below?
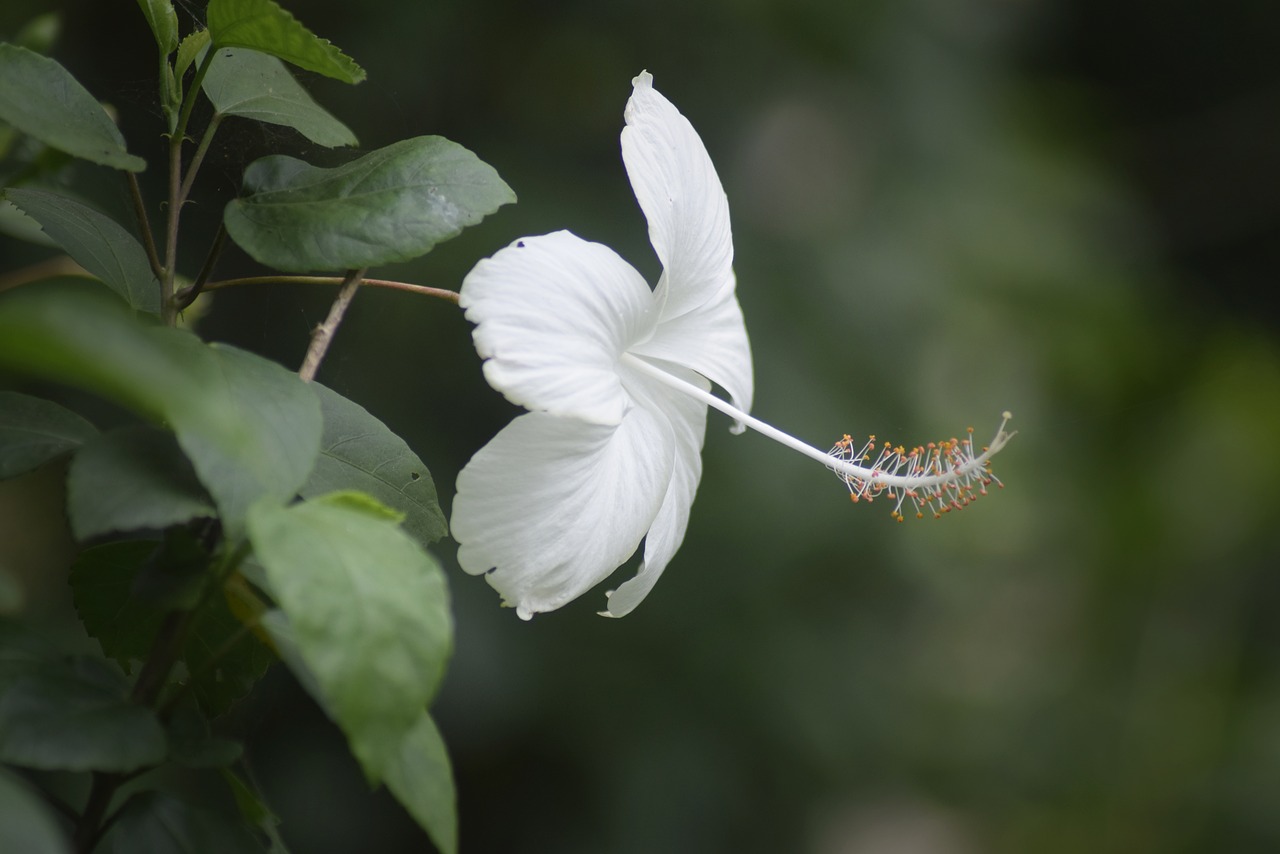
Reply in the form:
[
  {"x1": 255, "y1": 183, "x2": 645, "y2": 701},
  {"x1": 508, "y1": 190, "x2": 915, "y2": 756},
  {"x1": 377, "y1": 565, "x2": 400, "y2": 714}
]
[{"x1": 299, "y1": 269, "x2": 367, "y2": 382}]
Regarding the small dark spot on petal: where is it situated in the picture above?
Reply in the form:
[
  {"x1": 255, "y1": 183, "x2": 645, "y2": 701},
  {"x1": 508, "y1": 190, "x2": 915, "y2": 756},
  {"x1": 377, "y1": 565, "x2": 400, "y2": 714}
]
[
  {"x1": 516, "y1": 240, "x2": 525, "y2": 248},
  {"x1": 486, "y1": 567, "x2": 497, "y2": 575},
  {"x1": 409, "y1": 471, "x2": 420, "y2": 480}
]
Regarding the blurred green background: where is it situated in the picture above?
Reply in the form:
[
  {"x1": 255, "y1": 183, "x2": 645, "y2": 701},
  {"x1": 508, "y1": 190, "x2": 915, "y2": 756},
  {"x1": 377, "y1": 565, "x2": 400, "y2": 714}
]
[{"x1": 4, "y1": 0, "x2": 1280, "y2": 851}]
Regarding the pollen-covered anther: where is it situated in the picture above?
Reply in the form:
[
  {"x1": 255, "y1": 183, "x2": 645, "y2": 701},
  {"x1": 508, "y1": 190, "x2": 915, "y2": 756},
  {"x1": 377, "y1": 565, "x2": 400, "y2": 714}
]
[{"x1": 826, "y1": 412, "x2": 1016, "y2": 521}]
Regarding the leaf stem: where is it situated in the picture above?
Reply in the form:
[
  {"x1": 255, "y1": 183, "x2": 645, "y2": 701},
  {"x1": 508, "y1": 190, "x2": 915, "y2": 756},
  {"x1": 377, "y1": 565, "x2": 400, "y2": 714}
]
[
  {"x1": 178, "y1": 114, "x2": 223, "y2": 203},
  {"x1": 125, "y1": 172, "x2": 164, "y2": 280},
  {"x1": 189, "y1": 274, "x2": 460, "y2": 304},
  {"x1": 299, "y1": 269, "x2": 366, "y2": 382},
  {"x1": 179, "y1": 223, "x2": 228, "y2": 310},
  {"x1": 160, "y1": 49, "x2": 218, "y2": 326},
  {"x1": 160, "y1": 130, "x2": 183, "y2": 325},
  {"x1": 72, "y1": 772, "x2": 122, "y2": 853}
]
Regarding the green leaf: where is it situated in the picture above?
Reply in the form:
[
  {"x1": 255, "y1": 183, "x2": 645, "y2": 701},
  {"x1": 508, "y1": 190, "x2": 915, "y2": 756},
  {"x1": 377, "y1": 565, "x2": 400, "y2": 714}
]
[
  {"x1": 175, "y1": 30, "x2": 212, "y2": 82},
  {"x1": 100, "y1": 791, "x2": 268, "y2": 854},
  {"x1": 0, "y1": 766, "x2": 72, "y2": 854},
  {"x1": 301, "y1": 384, "x2": 447, "y2": 547},
  {"x1": 246, "y1": 493, "x2": 452, "y2": 780},
  {"x1": 0, "y1": 199, "x2": 57, "y2": 246},
  {"x1": 136, "y1": 0, "x2": 179, "y2": 54},
  {"x1": 0, "y1": 656, "x2": 166, "y2": 772},
  {"x1": 182, "y1": 584, "x2": 275, "y2": 718},
  {"x1": 224, "y1": 136, "x2": 515, "y2": 272},
  {"x1": 2, "y1": 188, "x2": 160, "y2": 314},
  {"x1": 0, "y1": 283, "x2": 322, "y2": 532},
  {"x1": 70, "y1": 540, "x2": 170, "y2": 669},
  {"x1": 0, "y1": 44, "x2": 146, "y2": 172},
  {"x1": 201, "y1": 47, "x2": 357, "y2": 148},
  {"x1": 220, "y1": 768, "x2": 290, "y2": 852},
  {"x1": 204, "y1": 342, "x2": 323, "y2": 528},
  {"x1": 67, "y1": 426, "x2": 215, "y2": 540},
  {"x1": 384, "y1": 712, "x2": 457, "y2": 854},
  {"x1": 166, "y1": 704, "x2": 243, "y2": 768},
  {"x1": 0, "y1": 390, "x2": 97, "y2": 481},
  {"x1": 206, "y1": 0, "x2": 365, "y2": 84}
]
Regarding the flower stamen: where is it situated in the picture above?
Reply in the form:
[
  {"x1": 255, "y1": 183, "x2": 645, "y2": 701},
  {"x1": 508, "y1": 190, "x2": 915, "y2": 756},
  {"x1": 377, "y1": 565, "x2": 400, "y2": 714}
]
[{"x1": 827, "y1": 412, "x2": 1014, "y2": 520}]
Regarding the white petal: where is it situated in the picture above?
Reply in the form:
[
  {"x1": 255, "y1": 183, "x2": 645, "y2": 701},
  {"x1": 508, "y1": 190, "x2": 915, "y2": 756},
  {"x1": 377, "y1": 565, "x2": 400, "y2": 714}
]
[
  {"x1": 459, "y1": 231, "x2": 657, "y2": 426},
  {"x1": 451, "y1": 408, "x2": 674, "y2": 619},
  {"x1": 628, "y1": 277, "x2": 754, "y2": 430},
  {"x1": 603, "y1": 363, "x2": 709, "y2": 617},
  {"x1": 622, "y1": 72, "x2": 735, "y2": 323}
]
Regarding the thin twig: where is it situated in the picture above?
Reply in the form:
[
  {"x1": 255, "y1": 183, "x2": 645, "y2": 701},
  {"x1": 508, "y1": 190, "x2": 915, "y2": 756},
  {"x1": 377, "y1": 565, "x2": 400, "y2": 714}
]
[
  {"x1": 192, "y1": 274, "x2": 460, "y2": 304},
  {"x1": 299, "y1": 269, "x2": 366, "y2": 381},
  {"x1": 160, "y1": 128, "x2": 183, "y2": 325},
  {"x1": 126, "y1": 172, "x2": 164, "y2": 280},
  {"x1": 73, "y1": 772, "x2": 122, "y2": 853},
  {"x1": 160, "y1": 49, "x2": 218, "y2": 326},
  {"x1": 179, "y1": 224, "x2": 228, "y2": 310},
  {"x1": 178, "y1": 114, "x2": 223, "y2": 203}
]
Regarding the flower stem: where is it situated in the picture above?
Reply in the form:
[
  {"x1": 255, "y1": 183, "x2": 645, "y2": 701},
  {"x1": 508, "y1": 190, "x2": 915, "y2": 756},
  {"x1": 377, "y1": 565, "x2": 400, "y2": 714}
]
[{"x1": 620, "y1": 353, "x2": 1014, "y2": 491}]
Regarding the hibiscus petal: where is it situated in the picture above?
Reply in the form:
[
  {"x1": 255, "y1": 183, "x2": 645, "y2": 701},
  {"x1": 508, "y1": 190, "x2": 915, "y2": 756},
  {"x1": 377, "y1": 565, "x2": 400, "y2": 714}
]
[
  {"x1": 622, "y1": 72, "x2": 734, "y2": 323},
  {"x1": 452, "y1": 408, "x2": 674, "y2": 619},
  {"x1": 459, "y1": 231, "x2": 657, "y2": 426},
  {"x1": 603, "y1": 363, "x2": 709, "y2": 617},
  {"x1": 628, "y1": 279, "x2": 754, "y2": 431}
]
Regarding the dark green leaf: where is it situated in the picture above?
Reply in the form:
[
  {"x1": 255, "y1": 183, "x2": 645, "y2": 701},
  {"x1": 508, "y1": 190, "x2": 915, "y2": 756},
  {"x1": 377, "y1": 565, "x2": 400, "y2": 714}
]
[
  {"x1": 206, "y1": 0, "x2": 365, "y2": 84},
  {"x1": 0, "y1": 283, "x2": 322, "y2": 532},
  {"x1": 100, "y1": 791, "x2": 268, "y2": 854},
  {"x1": 183, "y1": 584, "x2": 275, "y2": 718},
  {"x1": 67, "y1": 426, "x2": 215, "y2": 540},
  {"x1": 224, "y1": 136, "x2": 515, "y2": 272},
  {"x1": 220, "y1": 768, "x2": 290, "y2": 853},
  {"x1": 0, "y1": 390, "x2": 97, "y2": 481},
  {"x1": 205, "y1": 343, "x2": 322, "y2": 528},
  {"x1": 136, "y1": 0, "x2": 179, "y2": 54},
  {"x1": 201, "y1": 47, "x2": 356, "y2": 148},
  {"x1": 175, "y1": 30, "x2": 211, "y2": 81},
  {"x1": 384, "y1": 712, "x2": 457, "y2": 854},
  {"x1": 0, "y1": 44, "x2": 146, "y2": 171},
  {"x1": 0, "y1": 656, "x2": 165, "y2": 772},
  {"x1": 0, "y1": 199, "x2": 57, "y2": 246},
  {"x1": 2, "y1": 188, "x2": 160, "y2": 313},
  {"x1": 247, "y1": 492, "x2": 451, "y2": 780},
  {"x1": 0, "y1": 766, "x2": 72, "y2": 854},
  {"x1": 301, "y1": 384, "x2": 447, "y2": 547},
  {"x1": 70, "y1": 540, "x2": 169, "y2": 669},
  {"x1": 166, "y1": 704, "x2": 243, "y2": 768}
]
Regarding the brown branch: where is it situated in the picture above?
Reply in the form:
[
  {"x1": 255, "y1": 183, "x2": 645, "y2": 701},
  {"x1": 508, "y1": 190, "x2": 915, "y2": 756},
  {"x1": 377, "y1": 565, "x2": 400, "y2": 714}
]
[{"x1": 299, "y1": 269, "x2": 366, "y2": 382}]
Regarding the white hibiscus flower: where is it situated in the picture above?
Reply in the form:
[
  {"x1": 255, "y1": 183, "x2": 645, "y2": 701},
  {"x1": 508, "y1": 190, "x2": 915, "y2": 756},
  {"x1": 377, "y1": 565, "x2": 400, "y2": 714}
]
[{"x1": 451, "y1": 72, "x2": 1014, "y2": 619}]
